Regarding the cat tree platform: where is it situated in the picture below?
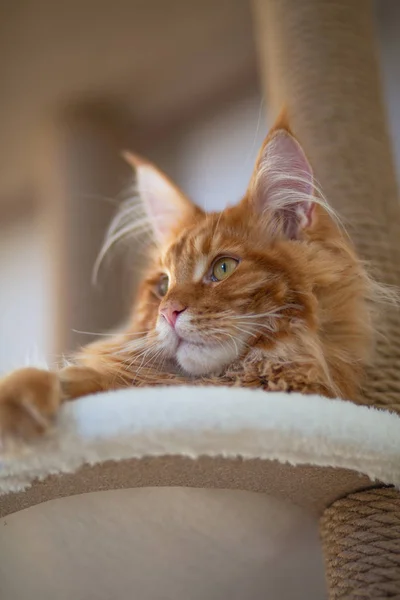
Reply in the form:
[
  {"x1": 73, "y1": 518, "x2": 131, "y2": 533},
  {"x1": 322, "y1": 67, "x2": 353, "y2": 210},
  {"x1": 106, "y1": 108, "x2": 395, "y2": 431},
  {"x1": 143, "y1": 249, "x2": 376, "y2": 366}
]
[{"x1": 1, "y1": 387, "x2": 400, "y2": 599}]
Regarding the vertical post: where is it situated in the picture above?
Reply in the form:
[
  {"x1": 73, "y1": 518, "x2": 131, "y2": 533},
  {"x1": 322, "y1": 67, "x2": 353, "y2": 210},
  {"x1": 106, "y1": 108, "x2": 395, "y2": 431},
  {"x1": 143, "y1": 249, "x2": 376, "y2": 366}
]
[
  {"x1": 252, "y1": 1, "x2": 400, "y2": 597},
  {"x1": 320, "y1": 488, "x2": 400, "y2": 599},
  {"x1": 251, "y1": 0, "x2": 400, "y2": 412},
  {"x1": 38, "y1": 102, "x2": 133, "y2": 358}
]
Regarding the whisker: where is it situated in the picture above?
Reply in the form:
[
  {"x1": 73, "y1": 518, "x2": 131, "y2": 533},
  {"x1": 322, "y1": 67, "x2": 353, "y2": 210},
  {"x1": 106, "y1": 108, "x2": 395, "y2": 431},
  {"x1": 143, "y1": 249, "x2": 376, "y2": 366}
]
[
  {"x1": 208, "y1": 327, "x2": 253, "y2": 352},
  {"x1": 115, "y1": 335, "x2": 157, "y2": 356},
  {"x1": 231, "y1": 325, "x2": 258, "y2": 338},
  {"x1": 207, "y1": 330, "x2": 237, "y2": 355},
  {"x1": 72, "y1": 329, "x2": 118, "y2": 337},
  {"x1": 72, "y1": 328, "x2": 151, "y2": 338},
  {"x1": 230, "y1": 305, "x2": 303, "y2": 320},
  {"x1": 233, "y1": 322, "x2": 275, "y2": 343}
]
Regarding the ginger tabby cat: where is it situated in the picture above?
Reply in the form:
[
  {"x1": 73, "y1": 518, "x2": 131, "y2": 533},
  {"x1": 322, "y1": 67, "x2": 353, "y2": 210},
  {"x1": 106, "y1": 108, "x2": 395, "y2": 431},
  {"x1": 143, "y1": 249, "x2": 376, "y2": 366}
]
[{"x1": 0, "y1": 112, "x2": 378, "y2": 449}]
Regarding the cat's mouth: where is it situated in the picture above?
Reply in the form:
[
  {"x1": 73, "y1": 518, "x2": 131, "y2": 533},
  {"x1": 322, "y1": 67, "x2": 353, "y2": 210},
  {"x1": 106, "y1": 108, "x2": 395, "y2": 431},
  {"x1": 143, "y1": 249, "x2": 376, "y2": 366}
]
[
  {"x1": 175, "y1": 335, "x2": 209, "y2": 349},
  {"x1": 158, "y1": 319, "x2": 240, "y2": 375}
]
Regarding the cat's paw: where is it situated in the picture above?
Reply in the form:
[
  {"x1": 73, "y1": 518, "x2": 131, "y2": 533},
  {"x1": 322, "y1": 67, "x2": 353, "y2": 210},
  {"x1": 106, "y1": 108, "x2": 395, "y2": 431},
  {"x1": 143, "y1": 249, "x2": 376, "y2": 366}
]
[{"x1": 0, "y1": 368, "x2": 61, "y2": 451}]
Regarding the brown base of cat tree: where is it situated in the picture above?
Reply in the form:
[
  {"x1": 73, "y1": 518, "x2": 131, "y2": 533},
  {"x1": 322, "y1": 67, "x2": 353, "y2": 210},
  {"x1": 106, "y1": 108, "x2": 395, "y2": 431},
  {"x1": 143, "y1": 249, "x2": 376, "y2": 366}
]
[{"x1": 3, "y1": 467, "x2": 400, "y2": 599}]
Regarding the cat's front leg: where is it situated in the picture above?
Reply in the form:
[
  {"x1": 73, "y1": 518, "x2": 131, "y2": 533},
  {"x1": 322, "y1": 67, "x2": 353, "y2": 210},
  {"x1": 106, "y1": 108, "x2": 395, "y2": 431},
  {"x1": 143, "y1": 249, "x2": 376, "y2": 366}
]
[
  {"x1": 0, "y1": 368, "x2": 62, "y2": 449},
  {"x1": 0, "y1": 365, "x2": 114, "y2": 450}
]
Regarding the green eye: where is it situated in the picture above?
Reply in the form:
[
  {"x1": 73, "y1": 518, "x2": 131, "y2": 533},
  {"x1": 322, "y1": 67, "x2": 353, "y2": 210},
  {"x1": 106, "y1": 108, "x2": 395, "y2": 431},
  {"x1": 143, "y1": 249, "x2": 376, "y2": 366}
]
[
  {"x1": 211, "y1": 257, "x2": 239, "y2": 282},
  {"x1": 157, "y1": 274, "x2": 169, "y2": 297}
]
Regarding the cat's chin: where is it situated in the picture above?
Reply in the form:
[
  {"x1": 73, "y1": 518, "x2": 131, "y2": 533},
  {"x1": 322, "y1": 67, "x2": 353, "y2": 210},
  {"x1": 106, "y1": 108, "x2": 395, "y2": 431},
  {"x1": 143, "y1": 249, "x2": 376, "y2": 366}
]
[
  {"x1": 156, "y1": 319, "x2": 243, "y2": 375},
  {"x1": 176, "y1": 339, "x2": 237, "y2": 376}
]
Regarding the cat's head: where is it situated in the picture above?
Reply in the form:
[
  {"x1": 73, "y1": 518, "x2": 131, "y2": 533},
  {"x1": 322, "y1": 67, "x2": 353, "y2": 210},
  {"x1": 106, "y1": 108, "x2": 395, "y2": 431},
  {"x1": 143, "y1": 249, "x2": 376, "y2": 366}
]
[{"x1": 113, "y1": 113, "x2": 374, "y2": 396}]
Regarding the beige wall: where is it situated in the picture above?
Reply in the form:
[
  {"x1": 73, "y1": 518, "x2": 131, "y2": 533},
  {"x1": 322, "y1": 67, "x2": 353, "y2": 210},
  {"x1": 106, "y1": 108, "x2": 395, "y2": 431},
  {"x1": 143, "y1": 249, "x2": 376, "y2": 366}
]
[
  {"x1": 0, "y1": 88, "x2": 265, "y2": 369},
  {"x1": 143, "y1": 91, "x2": 267, "y2": 211},
  {"x1": 0, "y1": 216, "x2": 50, "y2": 371}
]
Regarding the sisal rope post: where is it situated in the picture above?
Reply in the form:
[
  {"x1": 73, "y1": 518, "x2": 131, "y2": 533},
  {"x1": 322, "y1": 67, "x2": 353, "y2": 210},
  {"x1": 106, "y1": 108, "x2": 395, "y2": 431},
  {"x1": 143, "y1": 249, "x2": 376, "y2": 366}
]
[
  {"x1": 251, "y1": 0, "x2": 400, "y2": 596},
  {"x1": 320, "y1": 488, "x2": 400, "y2": 599},
  {"x1": 252, "y1": 0, "x2": 400, "y2": 413}
]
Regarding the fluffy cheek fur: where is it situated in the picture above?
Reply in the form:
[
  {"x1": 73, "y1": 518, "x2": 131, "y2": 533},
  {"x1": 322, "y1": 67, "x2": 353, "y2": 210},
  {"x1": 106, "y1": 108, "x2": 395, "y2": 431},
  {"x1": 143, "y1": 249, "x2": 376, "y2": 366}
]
[{"x1": 155, "y1": 312, "x2": 247, "y2": 376}]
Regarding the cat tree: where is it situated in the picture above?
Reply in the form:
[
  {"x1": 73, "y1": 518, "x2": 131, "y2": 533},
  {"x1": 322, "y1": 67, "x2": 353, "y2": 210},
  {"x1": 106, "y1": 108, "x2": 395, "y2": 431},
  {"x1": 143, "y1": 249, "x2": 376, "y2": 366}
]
[{"x1": 1, "y1": 0, "x2": 400, "y2": 598}]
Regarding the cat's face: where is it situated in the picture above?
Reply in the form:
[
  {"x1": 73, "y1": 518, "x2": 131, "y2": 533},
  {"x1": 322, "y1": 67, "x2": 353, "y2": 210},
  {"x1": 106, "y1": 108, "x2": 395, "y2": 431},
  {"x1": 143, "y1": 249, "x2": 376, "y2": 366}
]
[
  {"x1": 137, "y1": 209, "x2": 314, "y2": 375},
  {"x1": 116, "y1": 114, "x2": 372, "y2": 387}
]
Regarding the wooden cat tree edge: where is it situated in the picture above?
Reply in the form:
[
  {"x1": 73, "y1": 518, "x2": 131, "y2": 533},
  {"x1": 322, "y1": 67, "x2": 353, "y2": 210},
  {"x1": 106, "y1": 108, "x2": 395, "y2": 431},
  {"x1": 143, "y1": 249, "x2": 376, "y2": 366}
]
[{"x1": 1, "y1": 387, "x2": 399, "y2": 519}]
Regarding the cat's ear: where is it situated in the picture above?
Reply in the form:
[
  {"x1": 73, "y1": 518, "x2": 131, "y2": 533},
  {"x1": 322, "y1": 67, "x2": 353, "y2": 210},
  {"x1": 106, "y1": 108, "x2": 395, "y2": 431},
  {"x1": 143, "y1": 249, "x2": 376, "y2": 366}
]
[
  {"x1": 246, "y1": 110, "x2": 315, "y2": 238},
  {"x1": 123, "y1": 152, "x2": 201, "y2": 244}
]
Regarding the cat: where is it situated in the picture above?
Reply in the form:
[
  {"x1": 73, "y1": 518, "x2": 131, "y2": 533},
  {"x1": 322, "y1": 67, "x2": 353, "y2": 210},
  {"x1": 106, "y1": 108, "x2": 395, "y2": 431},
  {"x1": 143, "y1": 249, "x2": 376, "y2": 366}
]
[{"x1": 0, "y1": 111, "x2": 378, "y2": 448}]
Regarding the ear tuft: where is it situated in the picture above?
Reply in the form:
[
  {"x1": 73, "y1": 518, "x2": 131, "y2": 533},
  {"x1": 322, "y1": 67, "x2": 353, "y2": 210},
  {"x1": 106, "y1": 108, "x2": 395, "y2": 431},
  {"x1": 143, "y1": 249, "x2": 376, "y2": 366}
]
[
  {"x1": 249, "y1": 127, "x2": 315, "y2": 239},
  {"x1": 123, "y1": 151, "x2": 201, "y2": 245}
]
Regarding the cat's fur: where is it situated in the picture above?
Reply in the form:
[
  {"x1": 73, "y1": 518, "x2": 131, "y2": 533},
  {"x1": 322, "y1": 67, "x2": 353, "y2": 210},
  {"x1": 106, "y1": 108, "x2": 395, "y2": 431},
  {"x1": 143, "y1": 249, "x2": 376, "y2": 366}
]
[{"x1": 0, "y1": 112, "x2": 378, "y2": 447}]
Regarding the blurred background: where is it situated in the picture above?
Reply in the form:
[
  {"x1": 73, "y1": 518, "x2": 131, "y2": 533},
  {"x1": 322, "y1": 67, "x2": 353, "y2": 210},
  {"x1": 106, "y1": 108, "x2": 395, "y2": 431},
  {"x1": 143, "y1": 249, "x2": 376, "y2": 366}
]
[{"x1": 0, "y1": 0, "x2": 399, "y2": 371}]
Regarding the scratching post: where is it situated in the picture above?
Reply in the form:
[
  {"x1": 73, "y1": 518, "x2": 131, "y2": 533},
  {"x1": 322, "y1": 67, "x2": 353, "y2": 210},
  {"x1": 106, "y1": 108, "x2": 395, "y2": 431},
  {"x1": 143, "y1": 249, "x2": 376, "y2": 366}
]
[
  {"x1": 320, "y1": 489, "x2": 400, "y2": 599},
  {"x1": 252, "y1": 0, "x2": 400, "y2": 412},
  {"x1": 252, "y1": 0, "x2": 400, "y2": 596}
]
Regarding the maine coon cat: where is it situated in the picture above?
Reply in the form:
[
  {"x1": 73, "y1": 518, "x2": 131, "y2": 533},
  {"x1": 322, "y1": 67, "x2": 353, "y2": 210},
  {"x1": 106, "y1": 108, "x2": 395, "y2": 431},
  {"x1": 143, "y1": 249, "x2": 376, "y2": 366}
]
[{"x1": 0, "y1": 112, "x2": 378, "y2": 447}]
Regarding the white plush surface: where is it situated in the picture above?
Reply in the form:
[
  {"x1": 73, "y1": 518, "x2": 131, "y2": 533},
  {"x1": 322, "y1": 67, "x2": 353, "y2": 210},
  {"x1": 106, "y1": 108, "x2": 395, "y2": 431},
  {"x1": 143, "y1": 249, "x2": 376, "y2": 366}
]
[{"x1": 1, "y1": 386, "x2": 400, "y2": 494}]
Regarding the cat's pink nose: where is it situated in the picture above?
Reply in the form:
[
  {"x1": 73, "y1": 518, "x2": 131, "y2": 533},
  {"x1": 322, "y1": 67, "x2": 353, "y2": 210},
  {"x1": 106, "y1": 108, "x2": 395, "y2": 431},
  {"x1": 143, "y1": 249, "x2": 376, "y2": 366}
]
[{"x1": 160, "y1": 301, "x2": 187, "y2": 328}]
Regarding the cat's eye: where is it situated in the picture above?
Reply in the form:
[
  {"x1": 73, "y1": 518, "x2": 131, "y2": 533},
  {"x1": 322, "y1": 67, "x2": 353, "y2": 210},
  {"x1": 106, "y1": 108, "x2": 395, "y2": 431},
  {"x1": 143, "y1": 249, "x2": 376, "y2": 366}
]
[
  {"x1": 211, "y1": 257, "x2": 239, "y2": 282},
  {"x1": 156, "y1": 274, "x2": 169, "y2": 297}
]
